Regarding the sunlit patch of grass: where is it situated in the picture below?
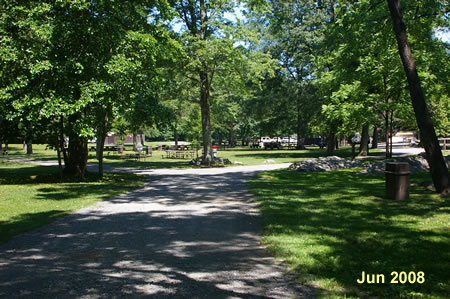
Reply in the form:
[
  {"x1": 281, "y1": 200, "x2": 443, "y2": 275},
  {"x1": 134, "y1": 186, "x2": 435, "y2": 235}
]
[
  {"x1": 248, "y1": 169, "x2": 450, "y2": 298},
  {"x1": 0, "y1": 161, "x2": 143, "y2": 244}
]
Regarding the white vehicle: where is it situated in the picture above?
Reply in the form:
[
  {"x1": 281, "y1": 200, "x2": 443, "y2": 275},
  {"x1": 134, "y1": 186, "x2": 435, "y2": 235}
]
[
  {"x1": 282, "y1": 137, "x2": 296, "y2": 143},
  {"x1": 260, "y1": 136, "x2": 273, "y2": 143}
]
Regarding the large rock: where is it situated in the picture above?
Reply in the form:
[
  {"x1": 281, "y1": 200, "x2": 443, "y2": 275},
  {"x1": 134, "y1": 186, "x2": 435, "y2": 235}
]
[
  {"x1": 360, "y1": 156, "x2": 430, "y2": 175},
  {"x1": 290, "y1": 155, "x2": 450, "y2": 174},
  {"x1": 362, "y1": 155, "x2": 450, "y2": 175},
  {"x1": 289, "y1": 156, "x2": 363, "y2": 172},
  {"x1": 190, "y1": 157, "x2": 232, "y2": 166}
]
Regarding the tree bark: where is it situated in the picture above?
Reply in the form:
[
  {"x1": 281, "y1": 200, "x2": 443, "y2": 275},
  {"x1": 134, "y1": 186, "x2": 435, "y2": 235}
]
[
  {"x1": 26, "y1": 123, "x2": 33, "y2": 155},
  {"x1": 132, "y1": 133, "x2": 137, "y2": 151},
  {"x1": 59, "y1": 117, "x2": 68, "y2": 166},
  {"x1": 372, "y1": 125, "x2": 378, "y2": 149},
  {"x1": 200, "y1": 69, "x2": 213, "y2": 164},
  {"x1": 385, "y1": 110, "x2": 392, "y2": 159},
  {"x1": 26, "y1": 139, "x2": 33, "y2": 155},
  {"x1": 174, "y1": 123, "x2": 179, "y2": 146},
  {"x1": 326, "y1": 132, "x2": 336, "y2": 156},
  {"x1": 228, "y1": 121, "x2": 235, "y2": 146},
  {"x1": 96, "y1": 112, "x2": 108, "y2": 179},
  {"x1": 296, "y1": 95, "x2": 306, "y2": 150},
  {"x1": 64, "y1": 135, "x2": 88, "y2": 179},
  {"x1": 55, "y1": 132, "x2": 63, "y2": 179},
  {"x1": 64, "y1": 115, "x2": 88, "y2": 179},
  {"x1": 358, "y1": 124, "x2": 370, "y2": 156},
  {"x1": 387, "y1": 0, "x2": 449, "y2": 192}
]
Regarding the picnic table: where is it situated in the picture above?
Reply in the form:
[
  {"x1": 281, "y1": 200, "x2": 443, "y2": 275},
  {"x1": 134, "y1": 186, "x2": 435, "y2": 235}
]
[
  {"x1": 163, "y1": 150, "x2": 195, "y2": 160},
  {"x1": 120, "y1": 152, "x2": 148, "y2": 161}
]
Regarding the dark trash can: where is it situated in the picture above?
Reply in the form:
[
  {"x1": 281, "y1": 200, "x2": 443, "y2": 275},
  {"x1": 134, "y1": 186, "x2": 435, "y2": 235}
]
[
  {"x1": 385, "y1": 162, "x2": 410, "y2": 200},
  {"x1": 146, "y1": 145, "x2": 152, "y2": 155}
]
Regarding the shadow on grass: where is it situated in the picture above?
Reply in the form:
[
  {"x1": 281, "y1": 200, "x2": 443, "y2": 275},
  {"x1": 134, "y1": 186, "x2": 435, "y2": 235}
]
[
  {"x1": 0, "y1": 211, "x2": 67, "y2": 244},
  {"x1": 0, "y1": 163, "x2": 143, "y2": 244},
  {"x1": 0, "y1": 170, "x2": 315, "y2": 298},
  {"x1": 100, "y1": 155, "x2": 191, "y2": 169},
  {"x1": 249, "y1": 170, "x2": 450, "y2": 298},
  {"x1": 0, "y1": 164, "x2": 60, "y2": 184}
]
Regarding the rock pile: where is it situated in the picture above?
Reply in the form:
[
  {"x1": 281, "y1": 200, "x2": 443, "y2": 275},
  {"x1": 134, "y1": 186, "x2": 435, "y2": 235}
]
[
  {"x1": 190, "y1": 157, "x2": 232, "y2": 166},
  {"x1": 289, "y1": 156, "x2": 363, "y2": 172},
  {"x1": 361, "y1": 156, "x2": 429, "y2": 175},
  {"x1": 361, "y1": 155, "x2": 450, "y2": 175},
  {"x1": 289, "y1": 155, "x2": 450, "y2": 174}
]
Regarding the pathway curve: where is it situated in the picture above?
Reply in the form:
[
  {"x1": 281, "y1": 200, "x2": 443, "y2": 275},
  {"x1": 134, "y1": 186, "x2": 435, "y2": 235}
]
[{"x1": 0, "y1": 163, "x2": 314, "y2": 298}]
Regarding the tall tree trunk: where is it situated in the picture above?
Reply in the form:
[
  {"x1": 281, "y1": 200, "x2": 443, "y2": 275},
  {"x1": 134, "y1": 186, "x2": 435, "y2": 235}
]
[
  {"x1": 55, "y1": 132, "x2": 63, "y2": 180},
  {"x1": 327, "y1": 132, "x2": 336, "y2": 156},
  {"x1": 385, "y1": 111, "x2": 391, "y2": 159},
  {"x1": 358, "y1": 124, "x2": 370, "y2": 156},
  {"x1": 132, "y1": 133, "x2": 137, "y2": 151},
  {"x1": 64, "y1": 115, "x2": 88, "y2": 179},
  {"x1": 174, "y1": 123, "x2": 179, "y2": 146},
  {"x1": 387, "y1": 0, "x2": 449, "y2": 192},
  {"x1": 26, "y1": 139, "x2": 33, "y2": 155},
  {"x1": 26, "y1": 123, "x2": 33, "y2": 155},
  {"x1": 296, "y1": 95, "x2": 306, "y2": 150},
  {"x1": 228, "y1": 121, "x2": 235, "y2": 146},
  {"x1": 372, "y1": 125, "x2": 378, "y2": 149},
  {"x1": 200, "y1": 69, "x2": 213, "y2": 164},
  {"x1": 96, "y1": 112, "x2": 108, "y2": 179},
  {"x1": 64, "y1": 135, "x2": 88, "y2": 179},
  {"x1": 59, "y1": 117, "x2": 68, "y2": 166}
]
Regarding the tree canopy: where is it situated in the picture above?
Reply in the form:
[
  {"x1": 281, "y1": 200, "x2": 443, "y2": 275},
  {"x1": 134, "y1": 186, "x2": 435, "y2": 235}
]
[{"x1": 1, "y1": 0, "x2": 448, "y2": 189}]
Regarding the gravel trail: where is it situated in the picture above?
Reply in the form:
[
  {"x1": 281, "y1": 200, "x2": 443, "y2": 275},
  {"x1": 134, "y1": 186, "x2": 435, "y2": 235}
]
[{"x1": 0, "y1": 163, "x2": 314, "y2": 298}]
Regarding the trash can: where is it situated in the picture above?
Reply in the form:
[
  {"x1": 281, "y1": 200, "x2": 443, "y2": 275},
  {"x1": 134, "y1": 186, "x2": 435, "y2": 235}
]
[
  {"x1": 146, "y1": 145, "x2": 152, "y2": 155},
  {"x1": 385, "y1": 162, "x2": 410, "y2": 200}
]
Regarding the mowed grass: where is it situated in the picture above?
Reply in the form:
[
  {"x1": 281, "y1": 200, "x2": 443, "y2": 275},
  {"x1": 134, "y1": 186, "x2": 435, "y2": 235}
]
[
  {"x1": 0, "y1": 161, "x2": 144, "y2": 245},
  {"x1": 3, "y1": 143, "x2": 383, "y2": 168},
  {"x1": 248, "y1": 169, "x2": 450, "y2": 298},
  {"x1": 214, "y1": 146, "x2": 385, "y2": 165}
]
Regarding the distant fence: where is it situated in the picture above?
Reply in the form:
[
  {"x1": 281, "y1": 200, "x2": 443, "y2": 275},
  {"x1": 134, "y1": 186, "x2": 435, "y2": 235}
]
[{"x1": 439, "y1": 138, "x2": 450, "y2": 150}]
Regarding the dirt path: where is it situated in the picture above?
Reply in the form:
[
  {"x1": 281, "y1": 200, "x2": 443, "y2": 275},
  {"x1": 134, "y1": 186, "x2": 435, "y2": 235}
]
[{"x1": 0, "y1": 164, "x2": 314, "y2": 298}]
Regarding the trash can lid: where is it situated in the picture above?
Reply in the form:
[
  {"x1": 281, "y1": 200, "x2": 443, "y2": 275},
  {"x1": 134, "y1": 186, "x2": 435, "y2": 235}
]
[{"x1": 385, "y1": 162, "x2": 410, "y2": 172}]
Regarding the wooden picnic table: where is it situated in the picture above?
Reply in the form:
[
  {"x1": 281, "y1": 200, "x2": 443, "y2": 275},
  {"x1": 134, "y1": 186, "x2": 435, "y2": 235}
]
[
  {"x1": 120, "y1": 152, "x2": 148, "y2": 161},
  {"x1": 164, "y1": 150, "x2": 195, "y2": 160}
]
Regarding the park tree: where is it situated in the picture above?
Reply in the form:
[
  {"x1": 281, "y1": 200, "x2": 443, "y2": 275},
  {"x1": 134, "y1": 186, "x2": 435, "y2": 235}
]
[
  {"x1": 386, "y1": 0, "x2": 449, "y2": 193},
  {"x1": 266, "y1": 0, "x2": 329, "y2": 149},
  {"x1": 1, "y1": 0, "x2": 179, "y2": 178},
  {"x1": 171, "y1": 1, "x2": 275, "y2": 163},
  {"x1": 170, "y1": 0, "x2": 234, "y2": 165},
  {"x1": 314, "y1": 0, "x2": 448, "y2": 162}
]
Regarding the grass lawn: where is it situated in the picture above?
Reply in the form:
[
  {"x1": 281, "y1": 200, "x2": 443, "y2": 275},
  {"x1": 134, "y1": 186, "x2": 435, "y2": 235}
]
[
  {"x1": 218, "y1": 146, "x2": 384, "y2": 165},
  {"x1": 0, "y1": 161, "x2": 144, "y2": 245},
  {"x1": 4, "y1": 143, "x2": 382, "y2": 168},
  {"x1": 248, "y1": 168, "x2": 450, "y2": 298}
]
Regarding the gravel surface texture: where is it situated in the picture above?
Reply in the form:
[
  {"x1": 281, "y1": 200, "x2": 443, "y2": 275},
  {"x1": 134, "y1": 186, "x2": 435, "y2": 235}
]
[{"x1": 0, "y1": 163, "x2": 314, "y2": 298}]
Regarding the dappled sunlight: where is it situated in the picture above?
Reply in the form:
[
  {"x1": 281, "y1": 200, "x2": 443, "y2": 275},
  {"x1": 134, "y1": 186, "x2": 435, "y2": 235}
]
[
  {"x1": 249, "y1": 169, "x2": 450, "y2": 297},
  {"x1": 0, "y1": 166, "x2": 314, "y2": 298}
]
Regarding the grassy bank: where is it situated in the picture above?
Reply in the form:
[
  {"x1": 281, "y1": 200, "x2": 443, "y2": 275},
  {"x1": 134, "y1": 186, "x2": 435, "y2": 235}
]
[
  {"x1": 0, "y1": 161, "x2": 144, "y2": 245},
  {"x1": 248, "y1": 169, "x2": 449, "y2": 298}
]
